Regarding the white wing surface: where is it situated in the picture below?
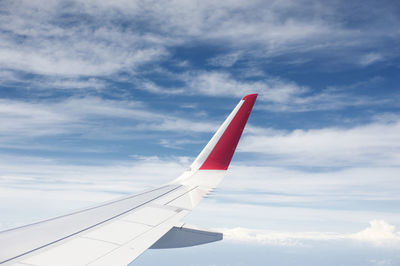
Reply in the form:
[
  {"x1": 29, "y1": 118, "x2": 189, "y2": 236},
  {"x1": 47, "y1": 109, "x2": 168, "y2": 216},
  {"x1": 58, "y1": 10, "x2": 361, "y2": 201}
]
[{"x1": 0, "y1": 94, "x2": 258, "y2": 266}]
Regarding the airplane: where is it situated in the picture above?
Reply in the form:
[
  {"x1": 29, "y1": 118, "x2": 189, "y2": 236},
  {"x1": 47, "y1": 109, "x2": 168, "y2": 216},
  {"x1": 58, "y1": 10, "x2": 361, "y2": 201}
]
[{"x1": 0, "y1": 94, "x2": 258, "y2": 266}]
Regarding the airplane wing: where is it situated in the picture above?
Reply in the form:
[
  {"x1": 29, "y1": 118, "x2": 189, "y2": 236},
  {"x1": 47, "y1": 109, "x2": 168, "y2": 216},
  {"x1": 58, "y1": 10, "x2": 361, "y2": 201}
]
[{"x1": 0, "y1": 94, "x2": 258, "y2": 266}]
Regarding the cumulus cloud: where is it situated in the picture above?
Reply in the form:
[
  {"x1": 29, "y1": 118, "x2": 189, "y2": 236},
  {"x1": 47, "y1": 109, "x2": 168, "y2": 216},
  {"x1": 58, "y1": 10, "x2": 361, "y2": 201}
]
[
  {"x1": 222, "y1": 220, "x2": 400, "y2": 247},
  {"x1": 352, "y1": 220, "x2": 400, "y2": 246}
]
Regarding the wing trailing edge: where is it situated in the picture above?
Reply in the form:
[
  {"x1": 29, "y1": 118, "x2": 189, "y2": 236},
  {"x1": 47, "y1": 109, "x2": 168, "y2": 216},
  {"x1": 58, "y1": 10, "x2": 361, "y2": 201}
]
[{"x1": 150, "y1": 224, "x2": 222, "y2": 249}]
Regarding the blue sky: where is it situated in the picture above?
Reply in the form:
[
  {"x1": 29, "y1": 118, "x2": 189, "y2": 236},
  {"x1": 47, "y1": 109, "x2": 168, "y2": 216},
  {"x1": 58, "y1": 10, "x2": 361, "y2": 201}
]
[{"x1": 1, "y1": 0, "x2": 400, "y2": 265}]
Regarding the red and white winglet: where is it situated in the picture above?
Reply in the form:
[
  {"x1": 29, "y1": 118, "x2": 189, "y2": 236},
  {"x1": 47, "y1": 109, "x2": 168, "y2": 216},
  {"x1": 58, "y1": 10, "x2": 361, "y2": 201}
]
[
  {"x1": 174, "y1": 94, "x2": 257, "y2": 190},
  {"x1": 192, "y1": 94, "x2": 257, "y2": 170}
]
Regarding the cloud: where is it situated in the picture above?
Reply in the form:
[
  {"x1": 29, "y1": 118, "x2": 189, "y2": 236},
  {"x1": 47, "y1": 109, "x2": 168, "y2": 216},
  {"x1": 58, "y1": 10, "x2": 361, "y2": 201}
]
[
  {"x1": 223, "y1": 227, "x2": 342, "y2": 247},
  {"x1": 0, "y1": 97, "x2": 218, "y2": 141},
  {"x1": 0, "y1": 0, "x2": 398, "y2": 90},
  {"x1": 135, "y1": 70, "x2": 310, "y2": 105},
  {"x1": 222, "y1": 166, "x2": 400, "y2": 203},
  {"x1": 0, "y1": 153, "x2": 188, "y2": 230},
  {"x1": 240, "y1": 119, "x2": 400, "y2": 167},
  {"x1": 359, "y1": 53, "x2": 384, "y2": 66},
  {"x1": 1, "y1": 136, "x2": 400, "y2": 238},
  {"x1": 30, "y1": 77, "x2": 108, "y2": 90},
  {"x1": 182, "y1": 71, "x2": 307, "y2": 103},
  {"x1": 207, "y1": 52, "x2": 242, "y2": 67},
  {"x1": 79, "y1": 0, "x2": 398, "y2": 57},
  {"x1": 0, "y1": 0, "x2": 169, "y2": 81},
  {"x1": 222, "y1": 220, "x2": 400, "y2": 247},
  {"x1": 134, "y1": 70, "x2": 390, "y2": 112},
  {"x1": 158, "y1": 138, "x2": 203, "y2": 149},
  {"x1": 0, "y1": 154, "x2": 187, "y2": 193},
  {"x1": 352, "y1": 220, "x2": 400, "y2": 246},
  {"x1": 260, "y1": 87, "x2": 386, "y2": 112},
  {"x1": 185, "y1": 161, "x2": 400, "y2": 233}
]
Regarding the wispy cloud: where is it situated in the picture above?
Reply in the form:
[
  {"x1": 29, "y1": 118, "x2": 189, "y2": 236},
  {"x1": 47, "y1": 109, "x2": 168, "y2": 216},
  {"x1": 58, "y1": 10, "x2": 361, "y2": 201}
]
[
  {"x1": 0, "y1": 97, "x2": 218, "y2": 141},
  {"x1": 207, "y1": 52, "x2": 242, "y2": 67},
  {"x1": 223, "y1": 166, "x2": 400, "y2": 202},
  {"x1": 135, "y1": 70, "x2": 310, "y2": 105},
  {"x1": 181, "y1": 71, "x2": 307, "y2": 103},
  {"x1": 0, "y1": 0, "x2": 170, "y2": 86},
  {"x1": 240, "y1": 119, "x2": 400, "y2": 167},
  {"x1": 134, "y1": 70, "x2": 393, "y2": 112},
  {"x1": 0, "y1": 0, "x2": 398, "y2": 91},
  {"x1": 359, "y1": 53, "x2": 384, "y2": 67},
  {"x1": 0, "y1": 154, "x2": 188, "y2": 230}
]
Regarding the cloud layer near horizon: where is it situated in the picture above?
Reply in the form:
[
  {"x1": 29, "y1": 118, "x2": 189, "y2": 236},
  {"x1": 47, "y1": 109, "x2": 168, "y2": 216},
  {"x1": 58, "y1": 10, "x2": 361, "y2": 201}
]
[{"x1": 223, "y1": 220, "x2": 400, "y2": 247}]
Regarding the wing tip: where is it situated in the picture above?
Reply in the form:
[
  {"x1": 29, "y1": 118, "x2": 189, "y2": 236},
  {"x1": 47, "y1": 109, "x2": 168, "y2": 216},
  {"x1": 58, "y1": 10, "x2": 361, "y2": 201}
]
[
  {"x1": 198, "y1": 94, "x2": 257, "y2": 170},
  {"x1": 242, "y1": 93, "x2": 258, "y2": 101}
]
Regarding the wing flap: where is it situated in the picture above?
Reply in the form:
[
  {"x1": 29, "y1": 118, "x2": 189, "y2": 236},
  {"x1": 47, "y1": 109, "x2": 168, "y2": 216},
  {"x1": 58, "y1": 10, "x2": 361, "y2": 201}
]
[{"x1": 150, "y1": 225, "x2": 222, "y2": 249}]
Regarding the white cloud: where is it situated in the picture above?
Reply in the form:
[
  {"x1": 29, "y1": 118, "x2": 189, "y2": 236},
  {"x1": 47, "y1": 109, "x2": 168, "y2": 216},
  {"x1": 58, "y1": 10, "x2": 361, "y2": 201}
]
[
  {"x1": 134, "y1": 70, "x2": 387, "y2": 112},
  {"x1": 182, "y1": 71, "x2": 307, "y2": 103},
  {"x1": 78, "y1": 0, "x2": 397, "y2": 57},
  {"x1": 352, "y1": 220, "x2": 400, "y2": 245},
  {"x1": 359, "y1": 53, "x2": 384, "y2": 66},
  {"x1": 222, "y1": 220, "x2": 400, "y2": 247},
  {"x1": 222, "y1": 166, "x2": 400, "y2": 202},
  {"x1": 1, "y1": 141, "x2": 400, "y2": 238},
  {"x1": 33, "y1": 77, "x2": 107, "y2": 90},
  {"x1": 184, "y1": 164, "x2": 400, "y2": 233},
  {"x1": 0, "y1": 0, "x2": 397, "y2": 88},
  {"x1": 0, "y1": 154, "x2": 186, "y2": 192},
  {"x1": 136, "y1": 70, "x2": 310, "y2": 106},
  {"x1": 0, "y1": 0, "x2": 169, "y2": 79},
  {"x1": 240, "y1": 120, "x2": 400, "y2": 167},
  {"x1": 0, "y1": 97, "x2": 218, "y2": 141},
  {"x1": 207, "y1": 52, "x2": 242, "y2": 67},
  {"x1": 261, "y1": 88, "x2": 383, "y2": 112},
  {"x1": 0, "y1": 154, "x2": 187, "y2": 230},
  {"x1": 223, "y1": 227, "x2": 341, "y2": 247}
]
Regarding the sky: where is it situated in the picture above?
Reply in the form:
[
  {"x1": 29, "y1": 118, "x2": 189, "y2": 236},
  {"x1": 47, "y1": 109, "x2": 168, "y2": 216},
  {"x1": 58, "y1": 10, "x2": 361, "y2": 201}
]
[{"x1": 0, "y1": 0, "x2": 400, "y2": 265}]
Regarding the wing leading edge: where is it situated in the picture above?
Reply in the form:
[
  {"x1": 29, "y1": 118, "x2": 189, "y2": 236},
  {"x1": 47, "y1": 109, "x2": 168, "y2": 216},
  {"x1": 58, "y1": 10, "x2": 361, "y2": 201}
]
[{"x1": 0, "y1": 94, "x2": 257, "y2": 266}]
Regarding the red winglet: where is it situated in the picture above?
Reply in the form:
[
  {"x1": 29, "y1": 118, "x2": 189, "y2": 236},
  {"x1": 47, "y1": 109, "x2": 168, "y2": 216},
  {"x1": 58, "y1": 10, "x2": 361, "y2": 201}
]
[{"x1": 199, "y1": 94, "x2": 257, "y2": 170}]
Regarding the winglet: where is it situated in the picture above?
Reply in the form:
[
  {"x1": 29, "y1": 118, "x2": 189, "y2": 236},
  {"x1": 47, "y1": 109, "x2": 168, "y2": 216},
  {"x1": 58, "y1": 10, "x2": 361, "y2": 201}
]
[{"x1": 190, "y1": 94, "x2": 257, "y2": 171}]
